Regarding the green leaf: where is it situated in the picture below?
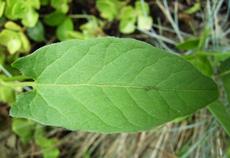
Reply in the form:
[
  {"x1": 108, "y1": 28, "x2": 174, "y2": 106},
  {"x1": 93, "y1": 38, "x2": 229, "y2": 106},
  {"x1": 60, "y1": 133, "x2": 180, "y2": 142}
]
[
  {"x1": 0, "y1": 0, "x2": 5, "y2": 17},
  {"x1": 5, "y1": 0, "x2": 40, "y2": 27},
  {"x1": 119, "y1": 6, "x2": 137, "y2": 34},
  {"x1": 198, "y1": 26, "x2": 210, "y2": 49},
  {"x1": 96, "y1": 0, "x2": 121, "y2": 21},
  {"x1": 80, "y1": 17, "x2": 104, "y2": 39},
  {"x1": 208, "y1": 58, "x2": 230, "y2": 136},
  {"x1": 228, "y1": 147, "x2": 230, "y2": 158},
  {"x1": 220, "y1": 58, "x2": 230, "y2": 103},
  {"x1": 0, "y1": 86, "x2": 15, "y2": 103},
  {"x1": 119, "y1": 19, "x2": 136, "y2": 34},
  {"x1": 214, "y1": 52, "x2": 230, "y2": 62},
  {"x1": 35, "y1": 126, "x2": 60, "y2": 158},
  {"x1": 12, "y1": 118, "x2": 36, "y2": 143},
  {"x1": 184, "y1": 2, "x2": 201, "y2": 14},
  {"x1": 0, "y1": 51, "x2": 5, "y2": 64},
  {"x1": 135, "y1": 1, "x2": 152, "y2": 31},
  {"x1": 4, "y1": 21, "x2": 22, "y2": 31},
  {"x1": 176, "y1": 38, "x2": 200, "y2": 51},
  {"x1": 40, "y1": 0, "x2": 50, "y2": 6},
  {"x1": 0, "y1": 29, "x2": 21, "y2": 54},
  {"x1": 184, "y1": 55, "x2": 213, "y2": 77},
  {"x1": 68, "y1": 31, "x2": 84, "y2": 40},
  {"x1": 137, "y1": 15, "x2": 152, "y2": 31},
  {"x1": 0, "y1": 24, "x2": 30, "y2": 54},
  {"x1": 18, "y1": 32, "x2": 31, "y2": 53},
  {"x1": 44, "y1": 11, "x2": 66, "y2": 26},
  {"x1": 220, "y1": 57, "x2": 230, "y2": 74},
  {"x1": 135, "y1": 1, "x2": 150, "y2": 16},
  {"x1": 56, "y1": 17, "x2": 82, "y2": 41},
  {"x1": 10, "y1": 37, "x2": 218, "y2": 133},
  {"x1": 27, "y1": 21, "x2": 45, "y2": 42},
  {"x1": 56, "y1": 17, "x2": 74, "y2": 41},
  {"x1": 51, "y1": 0, "x2": 68, "y2": 13},
  {"x1": 21, "y1": 8, "x2": 39, "y2": 27},
  {"x1": 27, "y1": 0, "x2": 40, "y2": 9},
  {"x1": 208, "y1": 100, "x2": 230, "y2": 136},
  {"x1": 4, "y1": 0, "x2": 26, "y2": 20}
]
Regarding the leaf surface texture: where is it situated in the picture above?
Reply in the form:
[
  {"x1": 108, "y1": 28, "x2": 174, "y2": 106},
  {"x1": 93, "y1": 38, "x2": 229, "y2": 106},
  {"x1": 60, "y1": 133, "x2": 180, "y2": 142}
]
[{"x1": 11, "y1": 37, "x2": 218, "y2": 132}]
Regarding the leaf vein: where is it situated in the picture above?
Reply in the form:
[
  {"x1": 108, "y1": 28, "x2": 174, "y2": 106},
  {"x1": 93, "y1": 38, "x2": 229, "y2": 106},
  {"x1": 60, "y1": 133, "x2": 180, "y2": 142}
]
[
  {"x1": 65, "y1": 88, "x2": 120, "y2": 129},
  {"x1": 101, "y1": 87, "x2": 141, "y2": 128},
  {"x1": 126, "y1": 88, "x2": 160, "y2": 121},
  {"x1": 37, "y1": 47, "x2": 73, "y2": 80}
]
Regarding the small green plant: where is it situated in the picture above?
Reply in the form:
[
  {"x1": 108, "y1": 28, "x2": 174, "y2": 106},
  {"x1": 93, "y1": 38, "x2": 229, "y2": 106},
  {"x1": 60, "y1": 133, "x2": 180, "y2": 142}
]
[
  {"x1": 4, "y1": 0, "x2": 40, "y2": 27},
  {"x1": 0, "y1": 21, "x2": 30, "y2": 54},
  {"x1": 1, "y1": 37, "x2": 229, "y2": 134},
  {"x1": 12, "y1": 118, "x2": 60, "y2": 158},
  {"x1": 96, "y1": 0, "x2": 153, "y2": 34}
]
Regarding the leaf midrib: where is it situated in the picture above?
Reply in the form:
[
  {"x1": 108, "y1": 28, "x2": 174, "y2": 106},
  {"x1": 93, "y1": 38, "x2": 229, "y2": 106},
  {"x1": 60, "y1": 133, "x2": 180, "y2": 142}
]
[{"x1": 34, "y1": 83, "x2": 216, "y2": 92}]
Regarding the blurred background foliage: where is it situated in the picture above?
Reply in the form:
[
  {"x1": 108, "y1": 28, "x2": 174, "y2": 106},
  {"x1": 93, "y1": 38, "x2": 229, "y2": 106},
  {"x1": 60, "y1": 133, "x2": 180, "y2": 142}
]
[{"x1": 0, "y1": 0, "x2": 230, "y2": 158}]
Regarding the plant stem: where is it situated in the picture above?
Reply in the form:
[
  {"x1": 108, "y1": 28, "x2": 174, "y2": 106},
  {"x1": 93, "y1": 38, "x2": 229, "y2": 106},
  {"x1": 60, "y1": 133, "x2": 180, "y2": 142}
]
[
  {"x1": 0, "y1": 80, "x2": 35, "y2": 89},
  {"x1": 69, "y1": 14, "x2": 93, "y2": 19},
  {"x1": 1, "y1": 75, "x2": 32, "y2": 81},
  {"x1": 219, "y1": 70, "x2": 230, "y2": 77},
  {"x1": 0, "y1": 64, "x2": 12, "y2": 77}
]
